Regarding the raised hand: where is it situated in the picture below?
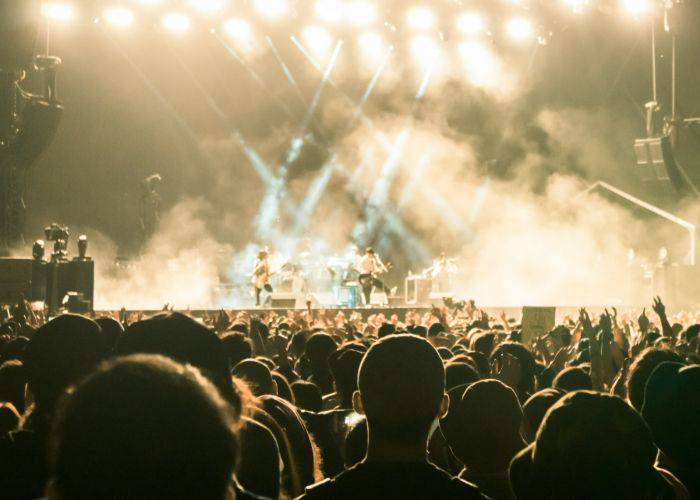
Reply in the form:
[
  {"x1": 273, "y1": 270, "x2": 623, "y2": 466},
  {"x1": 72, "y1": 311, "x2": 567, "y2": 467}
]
[
  {"x1": 652, "y1": 296, "x2": 666, "y2": 317},
  {"x1": 637, "y1": 308, "x2": 650, "y2": 334}
]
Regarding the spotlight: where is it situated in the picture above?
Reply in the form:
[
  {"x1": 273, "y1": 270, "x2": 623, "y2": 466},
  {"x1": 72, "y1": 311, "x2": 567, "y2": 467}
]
[
  {"x1": 190, "y1": 0, "x2": 227, "y2": 14},
  {"x1": 32, "y1": 240, "x2": 45, "y2": 261},
  {"x1": 254, "y1": 0, "x2": 289, "y2": 20},
  {"x1": 102, "y1": 7, "x2": 135, "y2": 27},
  {"x1": 357, "y1": 32, "x2": 385, "y2": 63},
  {"x1": 563, "y1": 0, "x2": 588, "y2": 14},
  {"x1": 345, "y1": 1, "x2": 377, "y2": 26},
  {"x1": 315, "y1": 0, "x2": 344, "y2": 23},
  {"x1": 222, "y1": 18, "x2": 252, "y2": 43},
  {"x1": 77, "y1": 234, "x2": 88, "y2": 259},
  {"x1": 302, "y1": 25, "x2": 333, "y2": 59},
  {"x1": 161, "y1": 13, "x2": 191, "y2": 33},
  {"x1": 410, "y1": 36, "x2": 439, "y2": 68},
  {"x1": 406, "y1": 7, "x2": 436, "y2": 31},
  {"x1": 621, "y1": 0, "x2": 650, "y2": 17},
  {"x1": 457, "y1": 13, "x2": 485, "y2": 35},
  {"x1": 459, "y1": 41, "x2": 498, "y2": 87},
  {"x1": 41, "y1": 3, "x2": 76, "y2": 22},
  {"x1": 505, "y1": 17, "x2": 534, "y2": 42}
]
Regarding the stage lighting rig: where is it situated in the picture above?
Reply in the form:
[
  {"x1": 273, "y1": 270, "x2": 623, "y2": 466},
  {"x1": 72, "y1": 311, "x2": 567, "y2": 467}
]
[
  {"x1": 1, "y1": 0, "x2": 64, "y2": 250},
  {"x1": 102, "y1": 7, "x2": 135, "y2": 28},
  {"x1": 161, "y1": 12, "x2": 191, "y2": 34}
]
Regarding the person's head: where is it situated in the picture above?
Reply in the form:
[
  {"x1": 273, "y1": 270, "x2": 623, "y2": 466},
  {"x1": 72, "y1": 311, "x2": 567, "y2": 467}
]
[
  {"x1": 220, "y1": 332, "x2": 253, "y2": 368},
  {"x1": 291, "y1": 380, "x2": 322, "y2": 412},
  {"x1": 49, "y1": 354, "x2": 238, "y2": 500},
  {"x1": 444, "y1": 362, "x2": 479, "y2": 390},
  {"x1": 272, "y1": 371, "x2": 293, "y2": 403},
  {"x1": 510, "y1": 391, "x2": 672, "y2": 500},
  {"x1": 642, "y1": 362, "x2": 700, "y2": 471},
  {"x1": 490, "y1": 342, "x2": 537, "y2": 401},
  {"x1": 683, "y1": 324, "x2": 700, "y2": 343},
  {"x1": 259, "y1": 395, "x2": 317, "y2": 496},
  {"x1": 626, "y1": 347, "x2": 684, "y2": 411},
  {"x1": 258, "y1": 250, "x2": 268, "y2": 260},
  {"x1": 552, "y1": 366, "x2": 592, "y2": 392},
  {"x1": 355, "y1": 334, "x2": 447, "y2": 443},
  {"x1": 329, "y1": 347, "x2": 364, "y2": 408},
  {"x1": 0, "y1": 402, "x2": 19, "y2": 435},
  {"x1": 428, "y1": 322, "x2": 445, "y2": 338},
  {"x1": 24, "y1": 314, "x2": 103, "y2": 420},
  {"x1": 232, "y1": 359, "x2": 276, "y2": 397},
  {"x1": 521, "y1": 388, "x2": 564, "y2": 443},
  {"x1": 377, "y1": 323, "x2": 396, "y2": 339},
  {"x1": 117, "y1": 312, "x2": 234, "y2": 403},
  {"x1": 304, "y1": 333, "x2": 337, "y2": 370},
  {"x1": 442, "y1": 379, "x2": 523, "y2": 472},
  {"x1": 0, "y1": 359, "x2": 27, "y2": 414},
  {"x1": 469, "y1": 332, "x2": 496, "y2": 356},
  {"x1": 94, "y1": 317, "x2": 124, "y2": 356},
  {"x1": 365, "y1": 247, "x2": 374, "y2": 255}
]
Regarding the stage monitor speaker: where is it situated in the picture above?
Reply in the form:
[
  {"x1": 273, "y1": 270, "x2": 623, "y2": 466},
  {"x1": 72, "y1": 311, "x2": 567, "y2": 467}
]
[
  {"x1": 270, "y1": 293, "x2": 298, "y2": 309},
  {"x1": 0, "y1": 258, "x2": 34, "y2": 304},
  {"x1": 634, "y1": 136, "x2": 698, "y2": 195}
]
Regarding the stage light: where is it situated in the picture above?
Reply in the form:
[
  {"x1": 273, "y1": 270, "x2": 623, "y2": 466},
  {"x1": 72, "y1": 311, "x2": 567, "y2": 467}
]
[
  {"x1": 103, "y1": 7, "x2": 135, "y2": 27},
  {"x1": 254, "y1": 0, "x2": 289, "y2": 20},
  {"x1": 302, "y1": 25, "x2": 333, "y2": 58},
  {"x1": 41, "y1": 3, "x2": 76, "y2": 22},
  {"x1": 563, "y1": 0, "x2": 588, "y2": 14},
  {"x1": 357, "y1": 32, "x2": 385, "y2": 63},
  {"x1": 459, "y1": 41, "x2": 498, "y2": 87},
  {"x1": 410, "y1": 36, "x2": 440, "y2": 69},
  {"x1": 315, "y1": 0, "x2": 344, "y2": 23},
  {"x1": 345, "y1": 1, "x2": 377, "y2": 26},
  {"x1": 406, "y1": 7, "x2": 436, "y2": 31},
  {"x1": 137, "y1": 0, "x2": 164, "y2": 6},
  {"x1": 621, "y1": 0, "x2": 650, "y2": 17},
  {"x1": 457, "y1": 12, "x2": 485, "y2": 35},
  {"x1": 223, "y1": 18, "x2": 252, "y2": 43},
  {"x1": 161, "y1": 13, "x2": 191, "y2": 34},
  {"x1": 505, "y1": 17, "x2": 534, "y2": 42},
  {"x1": 190, "y1": 0, "x2": 227, "y2": 14}
]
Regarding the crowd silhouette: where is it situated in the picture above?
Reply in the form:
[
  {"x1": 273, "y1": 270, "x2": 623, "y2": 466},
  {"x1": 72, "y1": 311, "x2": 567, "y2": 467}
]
[{"x1": 0, "y1": 297, "x2": 698, "y2": 499}]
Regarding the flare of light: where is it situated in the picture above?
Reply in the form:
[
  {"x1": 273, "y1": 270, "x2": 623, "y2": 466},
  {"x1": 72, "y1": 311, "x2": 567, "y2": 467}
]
[
  {"x1": 505, "y1": 17, "x2": 534, "y2": 42},
  {"x1": 222, "y1": 18, "x2": 252, "y2": 44},
  {"x1": 563, "y1": 0, "x2": 588, "y2": 14},
  {"x1": 621, "y1": 0, "x2": 650, "y2": 17},
  {"x1": 302, "y1": 26, "x2": 333, "y2": 59},
  {"x1": 315, "y1": 0, "x2": 345, "y2": 23},
  {"x1": 459, "y1": 41, "x2": 499, "y2": 88},
  {"x1": 137, "y1": 0, "x2": 164, "y2": 6},
  {"x1": 254, "y1": 0, "x2": 289, "y2": 20},
  {"x1": 103, "y1": 7, "x2": 135, "y2": 27},
  {"x1": 357, "y1": 32, "x2": 385, "y2": 61},
  {"x1": 190, "y1": 0, "x2": 227, "y2": 14},
  {"x1": 457, "y1": 12, "x2": 485, "y2": 35},
  {"x1": 345, "y1": 1, "x2": 377, "y2": 26},
  {"x1": 410, "y1": 36, "x2": 440, "y2": 68},
  {"x1": 41, "y1": 3, "x2": 76, "y2": 22},
  {"x1": 406, "y1": 7, "x2": 436, "y2": 31},
  {"x1": 162, "y1": 13, "x2": 191, "y2": 33}
]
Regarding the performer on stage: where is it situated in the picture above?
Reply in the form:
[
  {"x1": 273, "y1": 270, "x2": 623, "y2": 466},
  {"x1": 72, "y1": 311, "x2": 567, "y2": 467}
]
[
  {"x1": 428, "y1": 252, "x2": 457, "y2": 292},
  {"x1": 138, "y1": 174, "x2": 161, "y2": 249},
  {"x1": 357, "y1": 247, "x2": 389, "y2": 306},
  {"x1": 252, "y1": 250, "x2": 273, "y2": 307}
]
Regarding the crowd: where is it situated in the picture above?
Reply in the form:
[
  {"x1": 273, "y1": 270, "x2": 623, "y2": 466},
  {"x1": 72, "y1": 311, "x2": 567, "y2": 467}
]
[{"x1": 0, "y1": 297, "x2": 698, "y2": 499}]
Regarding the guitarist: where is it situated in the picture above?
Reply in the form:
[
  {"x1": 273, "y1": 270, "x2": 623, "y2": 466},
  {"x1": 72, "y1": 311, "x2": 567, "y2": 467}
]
[
  {"x1": 357, "y1": 247, "x2": 389, "y2": 306},
  {"x1": 252, "y1": 250, "x2": 273, "y2": 306}
]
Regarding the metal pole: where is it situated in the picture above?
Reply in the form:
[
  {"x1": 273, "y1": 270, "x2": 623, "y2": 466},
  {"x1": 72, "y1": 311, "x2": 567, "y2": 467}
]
[
  {"x1": 651, "y1": 20, "x2": 657, "y2": 103},
  {"x1": 671, "y1": 34, "x2": 677, "y2": 121}
]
